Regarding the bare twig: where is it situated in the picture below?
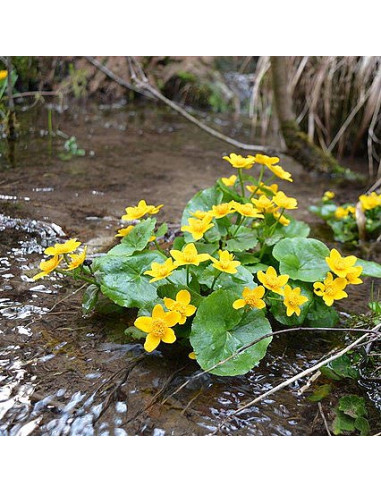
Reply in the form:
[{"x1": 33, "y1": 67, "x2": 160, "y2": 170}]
[
  {"x1": 87, "y1": 55, "x2": 277, "y2": 154},
  {"x1": 162, "y1": 326, "x2": 379, "y2": 404},
  {"x1": 209, "y1": 323, "x2": 381, "y2": 435},
  {"x1": 318, "y1": 402, "x2": 332, "y2": 436}
]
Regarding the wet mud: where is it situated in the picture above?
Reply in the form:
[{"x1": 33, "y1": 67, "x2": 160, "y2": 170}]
[{"x1": 1, "y1": 102, "x2": 380, "y2": 435}]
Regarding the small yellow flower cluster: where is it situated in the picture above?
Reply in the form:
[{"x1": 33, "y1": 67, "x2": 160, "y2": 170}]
[
  {"x1": 223, "y1": 153, "x2": 293, "y2": 182},
  {"x1": 0, "y1": 70, "x2": 8, "y2": 82},
  {"x1": 359, "y1": 192, "x2": 381, "y2": 211},
  {"x1": 334, "y1": 205, "x2": 355, "y2": 219},
  {"x1": 117, "y1": 199, "x2": 163, "y2": 241},
  {"x1": 144, "y1": 245, "x2": 241, "y2": 282},
  {"x1": 33, "y1": 239, "x2": 86, "y2": 280},
  {"x1": 233, "y1": 266, "x2": 308, "y2": 317},
  {"x1": 134, "y1": 290, "x2": 196, "y2": 352},
  {"x1": 313, "y1": 249, "x2": 362, "y2": 306}
]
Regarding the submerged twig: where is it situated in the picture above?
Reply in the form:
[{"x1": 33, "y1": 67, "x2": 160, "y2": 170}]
[
  {"x1": 162, "y1": 326, "x2": 379, "y2": 404},
  {"x1": 318, "y1": 402, "x2": 332, "y2": 436},
  {"x1": 210, "y1": 323, "x2": 381, "y2": 435}
]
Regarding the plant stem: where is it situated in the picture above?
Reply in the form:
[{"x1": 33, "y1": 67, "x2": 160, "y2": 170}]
[
  {"x1": 269, "y1": 207, "x2": 285, "y2": 236},
  {"x1": 57, "y1": 269, "x2": 99, "y2": 286},
  {"x1": 210, "y1": 271, "x2": 222, "y2": 290},
  {"x1": 238, "y1": 169, "x2": 245, "y2": 197},
  {"x1": 154, "y1": 239, "x2": 166, "y2": 255},
  {"x1": 186, "y1": 265, "x2": 190, "y2": 286},
  {"x1": 249, "y1": 165, "x2": 265, "y2": 199}
]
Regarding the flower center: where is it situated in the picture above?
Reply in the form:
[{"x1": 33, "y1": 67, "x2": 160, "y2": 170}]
[
  {"x1": 158, "y1": 265, "x2": 169, "y2": 276},
  {"x1": 183, "y1": 251, "x2": 196, "y2": 263},
  {"x1": 152, "y1": 319, "x2": 166, "y2": 337},
  {"x1": 244, "y1": 294, "x2": 259, "y2": 307},
  {"x1": 325, "y1": 286, "x2": 334, "y2": 296},
  {"x1": 172, "y1": 302, "x2": 186, "y2": 315},
  {"x1": 193, "y1": 222, "x2": 204, "y2": 232},
  {"x1": 335, "y1": 259, "x2": 346, "y2": 270},
  {"x1": 241, "y1": 204, "x2": 252, "y2": 214},
  {"x1": 287, "y1": 293, "x2": 300, "y2": 307}
]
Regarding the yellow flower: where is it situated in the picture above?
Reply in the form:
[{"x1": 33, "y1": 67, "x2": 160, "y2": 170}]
[
  {"x1": 210, "y1": 250, "x2": 241, "y2": 274},
  {"x1": 230, "y1": 201, "x2": 264, "y2": 219},
  {"x1": 33, "y1": 255, "x2": 62, "y2": 281},
  {"x1": 251, "y1": 154, "x2": 280, "y2": 167},
  {"x1": 210, "y1": 202, "x2": 234, "y2": 219},
  {"x1": 134, "y1": 304, "x2": 180, "y2": 352},
  {"x1": 233, "y1": 286, "x2": 266, "y2": 310},
  {"x1": 188, "y1": 352, "x2": 197, "y2": 360},
  {"x1": 257, "y1": 266, "x2": 289, "y2": 295},
  {"x1": 115, "y1": 225, "x2": 135, "y2": 237},
  {"x1": 222, "y1": 153, "x2": 256, "y2": 169},
  {"x1": 273, "y1": 211, "x2": 290, "y2": 226},
  {"x1": 283, "y1": 285, "x2": 309, "y2": 316},
  {"x1": 121, "y1": 200, "x2": 163, "y2": 221},
  {"x1": 44, "y1": 238, "x2": 81, "y2": 256},
  {"x1": 191, "y1": 210, "x2": 212, "y2": 220},
  {"x1": 170, "y1": 243, "x2": 210, "y2": 267},
  {"x1": 0, "y1": 70, "x2": 8, "y2": 81},
  {"x1": 326, "y1": 249, "x2": 358, "y2": 278},
  {"x1": 323, "y1": 191, "x2": 335, "y2": 202},
  {"x1": 273, "y1": 191, "x2": 298, "y2": 210},
  {"x1": 65, "y1": 246, "x2": 87, "y2": 271},
  {"x1": 181, "y1": 216, "x2": 214, "y2": 241},
  {"x1": 221, "y1": 175, "x2": 237, "y2": 187},
  {"x1": 334, "y1": 207, "x2": 349, "y2": 219},
  {"x1": 268, "y1": 165, "x2": 293, "y2": 182},
  {"x1": 163, "y1": 290, "x2": 197, "y2": 324},
  {"x1": 345, "y1": 266, "x2": 363, "y2": 285},
  {"x1": 359, "y1": 192, "x2": 381, "y2": 211},
  {"x1": 144, "y1": 258, "x2": 177, "y2": 283},
  {"x1": 247, "y1": 182, "x2": 279, "y2": 196},
  {"x1": 313, "y1": 272, "x2": 348, "y2": 306},
  {"x1": 251, "y1": 195, "x2": 277, "y2": 214}
]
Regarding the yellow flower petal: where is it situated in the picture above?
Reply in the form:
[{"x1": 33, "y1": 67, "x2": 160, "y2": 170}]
[
  {"x1": 144, "y1": 333, "x2": 161, "y2": 352},
  {"x1": 161, "y1": 328, "x2": 176, "y2": 344},
  {"x1": 134, "y1": 316, "x2": 153, "y2": 333}
]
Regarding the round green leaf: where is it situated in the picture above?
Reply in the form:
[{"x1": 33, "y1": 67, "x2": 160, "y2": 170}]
[
  {"x1": 108, "y1": 218, "x2": 156, "y2": 256},
  {"x1": 190, "y1": 290, "x2": 272, "y2": 376},
  {"x1": 272, "y1": 237, "x2": 330, "y2": 281},
  {"x1": 181, "y1": 186, "x2": 223, "y2": 226},
  {"x1": 93, "y1": 250, "x2": 164, "y2": 308}
]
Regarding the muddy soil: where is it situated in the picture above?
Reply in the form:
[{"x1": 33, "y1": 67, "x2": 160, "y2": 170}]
[{"x1": 0, "y1": 101, "x2": 380, "y2": 436}]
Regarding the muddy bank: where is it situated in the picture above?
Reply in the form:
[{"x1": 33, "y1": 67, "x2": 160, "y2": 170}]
[{"x1": 1, "y1": 102, "x2": 380, "y2": 435}]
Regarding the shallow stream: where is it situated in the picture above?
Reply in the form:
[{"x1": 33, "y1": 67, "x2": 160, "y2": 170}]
[{"x1": 0, "y1": 101, "x2": 380, "y2": 435}]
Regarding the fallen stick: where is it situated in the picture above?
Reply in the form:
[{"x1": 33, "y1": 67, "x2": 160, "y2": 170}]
[
  {"x1": 210, "y1": 322, "x2": 380, "y2": 435},
  {"x1": 86, "y1": 56, "x2": 278, "y2": 154}
]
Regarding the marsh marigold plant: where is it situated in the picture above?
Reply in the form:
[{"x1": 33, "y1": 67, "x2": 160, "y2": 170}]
[{"x1": 31, "y1": 152, "x2": 381, "y2": 376}]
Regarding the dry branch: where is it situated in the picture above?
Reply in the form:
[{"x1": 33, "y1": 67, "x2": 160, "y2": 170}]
[{"x1": 86, "y1": 56, "x2": 277, "y2": 155}]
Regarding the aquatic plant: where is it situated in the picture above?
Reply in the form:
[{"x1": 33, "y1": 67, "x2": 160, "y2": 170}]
[
  {"x1": 310, "y1": 190, "x2": 381, "y2": 243},
  {"x1": 32, "y1": 153, "x2": 381, "y2": 376}
]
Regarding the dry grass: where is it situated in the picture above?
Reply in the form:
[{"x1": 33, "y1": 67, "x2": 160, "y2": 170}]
[{"x1": 248, "y1": 56, "x2": 381, "y2": 177}]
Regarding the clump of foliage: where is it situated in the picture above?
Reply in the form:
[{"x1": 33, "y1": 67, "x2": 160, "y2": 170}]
[
  {"x1": 310, "y1": 190, "x2": 381, "y2": 244},
  {"x1": 32, "y1": 153, "x2": 381, "y2": 376}
]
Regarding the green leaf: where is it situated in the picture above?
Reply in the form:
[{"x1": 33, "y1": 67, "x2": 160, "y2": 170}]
[
  {"x1": 320, "y1": 354, "x2": 359, "y2": 380},
  {"x1": 93, "y1": 250, "x2": 164, "y2": 308},
  {"x1": 309, "y1": 203, "x2": 337, "y2": 220},
  {"x1": 108, "y1": 218, "x2": 156, "y2": 256},
  {"x1": 172, "y1": 236, "x2": 185, "y2": 250},
  {"x1": 190, "y1": 290, "x2": 272, "y2": 376},
  {"x1": 307, "y1": 384, "x2": 332, "y2": 402},
  {"x1": 216, "y1": 178, "x2": 243, "y2": 202},
  {"x1": 305, "y1": 297, "x2": 339, "y2": 328},
  {"x1": 338, "y1": 395, "x2": 367, "y2": 419},
  {"x1": 268, "y1": 281, "x2": 314, "y2": 326},
  {"x1": 82, "y1": 284, "x2": 100, "y2": 314},
  {"x1": 226, "y1": 226, "x2": 258, "y2": 252},
  {"x1": 354, "y1": 417, "x2": 370, "y2": 436},
  {"x1": 181, "y1": 185, "x2": 223, "y2": 226},
  {"x1": 272, "y1": 237, "x2": 330, "y2": 282},
  {"x1": 234, "y1": 252, "x2": 261, "y2": 265},
  {"x1": 155, "y1": 222, "x2": 168, "y2": 237},
  {"x1": 282, "y1": 219, "x2": 310, "y2": 238},
  {"x1": 356, "y1": 258, "x2": 381, "y2": 278},
  {"x1": 333, "y1": 410, "x2": 356, "y2": 435}
]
